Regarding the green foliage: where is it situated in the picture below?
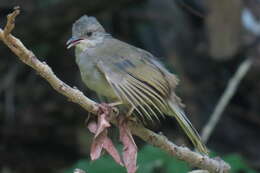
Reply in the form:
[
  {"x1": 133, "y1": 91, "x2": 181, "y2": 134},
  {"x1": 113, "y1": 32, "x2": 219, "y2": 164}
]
[
  {"x1": 63, "y1": 145, "x2": 257, "y2": 173},
  {"x1": 223, "y1": 154, "x2": 257, "y2": 173},
  {"x1": 63, "y1": 156, "x2": 124, "y2": 173},
  {"x1": 137, "y1": 145, "x2": 189, "y2": 173},
  {"x1": 63, "y1": 156, "x2": 125, "y2": 173}
]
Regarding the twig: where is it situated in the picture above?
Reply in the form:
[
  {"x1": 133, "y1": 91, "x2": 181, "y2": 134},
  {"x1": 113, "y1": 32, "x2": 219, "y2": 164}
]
[
  {"x1": 188, "y1": 170, "x2": 209, "y2": 173},
  {"x1": 0, "y1": 8, "x2": 230, "y2": 173},
  {"x1": 3, "y1": 6, "x2": 20, "y2": 36},
  {"x1": 201, "y1": 58, "x2": 253, "y2": 143},
  {"x1": 0, "y1": 9, "x2": 98, "y2": 114},
  {"x1": 74, "y1": 168, "x2": 86, "y2": 173}
]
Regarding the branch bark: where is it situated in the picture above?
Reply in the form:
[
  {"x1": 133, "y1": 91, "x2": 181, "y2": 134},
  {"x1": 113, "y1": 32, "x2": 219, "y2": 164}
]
[{"x1": 0, "y1": 7, "x2": 230, "y2": 173}]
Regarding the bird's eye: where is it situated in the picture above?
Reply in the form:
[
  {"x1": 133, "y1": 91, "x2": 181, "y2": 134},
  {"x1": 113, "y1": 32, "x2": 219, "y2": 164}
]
[{"x1": 86, "y1": 32, "x2": 92, "y2": 37}]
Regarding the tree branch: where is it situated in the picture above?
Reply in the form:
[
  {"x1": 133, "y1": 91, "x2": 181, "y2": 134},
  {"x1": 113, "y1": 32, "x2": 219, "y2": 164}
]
[
  {"x1": 0, "y1": 7, "x2": 230, "y2": 173},
  {"x1": 201, "y1": 58, "x2": 253, "y2": 143}
]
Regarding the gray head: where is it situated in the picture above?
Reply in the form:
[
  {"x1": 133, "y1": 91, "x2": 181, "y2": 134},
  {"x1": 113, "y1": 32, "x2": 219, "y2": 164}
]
[{"x1": 66, "y1": 15, "x2": 108, "y2": 49}]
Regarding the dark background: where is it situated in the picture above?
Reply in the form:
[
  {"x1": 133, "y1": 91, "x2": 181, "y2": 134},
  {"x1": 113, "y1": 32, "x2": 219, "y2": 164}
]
[{"x1": 0, "y1": 0, "x2": 260, "y2": 172}]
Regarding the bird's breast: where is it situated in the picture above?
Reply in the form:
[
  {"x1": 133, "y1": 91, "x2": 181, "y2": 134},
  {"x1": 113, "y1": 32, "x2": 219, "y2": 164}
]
[{"x1": 76, "y1": 53, "x2": 118, "y2": 99}]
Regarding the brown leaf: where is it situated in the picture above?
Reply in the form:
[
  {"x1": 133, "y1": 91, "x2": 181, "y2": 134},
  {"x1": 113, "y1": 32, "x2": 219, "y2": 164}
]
[
  {"x1": 95, "y1": 112, "x2": 110, "y2": 138},
  {"x1": 103, "y1": 135, "x2": 124, "y2": 166},
  {"x1": 88, "y1": 120, "x2": 123, "y2": 165},
  {"x1": 88, "y1": 121, "x2": 98, "y2": 134},
  {"x1": 119, "y1": 120, "x2": 138, "y2": 173},
  {"x1": 88, "y1": 121, "x2": 105, "y2": 160}
]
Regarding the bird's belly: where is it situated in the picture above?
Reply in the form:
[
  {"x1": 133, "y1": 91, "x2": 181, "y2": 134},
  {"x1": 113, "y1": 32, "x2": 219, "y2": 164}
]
[{"x1": 80, "y1": 67, "x2": 118, "y2": 99}]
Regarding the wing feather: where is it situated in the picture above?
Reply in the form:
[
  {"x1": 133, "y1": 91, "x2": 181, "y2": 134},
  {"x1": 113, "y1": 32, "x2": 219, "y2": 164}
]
[
  {"x1": 126, "y1": 78, "x2": 164, "y2": 116},
  {"x1": 123, "y1": 81, "x2": 160, "y2": 121},
  {"x1": 96, "y1": 57, "x2": 171, "y2": 121}
]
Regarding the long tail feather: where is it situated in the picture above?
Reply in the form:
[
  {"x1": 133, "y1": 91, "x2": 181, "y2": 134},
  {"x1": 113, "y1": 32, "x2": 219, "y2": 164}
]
[{"x1": 167, "y1": 100, "x2": 208, "y2": 154}]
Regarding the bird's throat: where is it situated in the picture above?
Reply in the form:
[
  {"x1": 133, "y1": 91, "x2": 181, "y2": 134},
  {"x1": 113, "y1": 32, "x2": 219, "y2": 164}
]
[
  {"x1": 75, "y1": 37, "x2": 104, "y2": 53},
  {"x1": 75, "y1": 40, "x2": 90, "y2": 53}
]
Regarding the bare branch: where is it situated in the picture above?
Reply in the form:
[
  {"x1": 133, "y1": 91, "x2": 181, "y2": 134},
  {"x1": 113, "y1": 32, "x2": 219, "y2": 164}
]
[
  {"x1": 128, "y1": 122, "x2": 229, "y2": 173},
  {"x1": 0, "y1": 8, "x2": 230, "y2": 173},
  {"x1": 4, "y1": 6, "x2": 20, "y2": 36},
  {"x1": 188, "y1": 170, "x2": 209, "y2": 173},
  {"x1": 74, "y1": 169, "x2": 86, "y2": 173},
  {"x1": 201, "y1": 58, "x2": 253, "y2": 143},
  {"x1": 0, "y1": 9, "x2": 98, "y2": 114}
]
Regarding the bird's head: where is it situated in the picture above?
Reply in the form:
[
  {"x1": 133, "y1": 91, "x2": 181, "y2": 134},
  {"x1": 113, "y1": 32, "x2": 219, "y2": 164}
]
[{"x1": 66, "y1": 15, "x2": 108, "y2": 49}]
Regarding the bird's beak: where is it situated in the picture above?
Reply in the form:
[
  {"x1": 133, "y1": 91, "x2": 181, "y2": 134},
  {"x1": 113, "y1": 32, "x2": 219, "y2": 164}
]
[{"x1": 66, "y1": 36, "x2": 83, "y2": 49}]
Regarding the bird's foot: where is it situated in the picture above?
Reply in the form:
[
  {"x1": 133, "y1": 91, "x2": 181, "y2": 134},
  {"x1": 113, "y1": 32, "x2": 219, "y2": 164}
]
[
  {"x1": 85, "y1": 103, "x2": 113, "y2": 126},
  {"x1": 91, "y1": 103, "x2": 110, "y2": 137},
  {"x1": 108, "y1": 101, "x2": 122, "y2": 117}
]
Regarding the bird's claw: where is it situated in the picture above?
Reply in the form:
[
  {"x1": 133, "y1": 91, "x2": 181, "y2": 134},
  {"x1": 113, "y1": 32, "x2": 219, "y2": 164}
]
[{"x1": 97, "y1": 102, "x2": 120, "y2": 119}]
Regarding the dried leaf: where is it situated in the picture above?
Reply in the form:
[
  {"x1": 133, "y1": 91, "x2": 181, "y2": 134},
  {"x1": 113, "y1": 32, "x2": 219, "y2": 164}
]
[
  {"x1": 88, "y1": 104, "x2": 112, "y2": 160},
  {"x1": 119, "y1": 119, "x2": 138, "y2": 173},
  {"x1": 88, "y1": 121, "x2": 105, "y2": 160},
  {"x1": 88, "y1": 120, "x2": 123, "y2": 165},
  {"x1": 103, "y1": 135, "x2": 124, "y2": 166},
  {"x1": 95, "y1": 112, "x2": 110, "y2": 137},
  {"x1": 88, "y1": 121, "x2": 98, "y2": 134}
]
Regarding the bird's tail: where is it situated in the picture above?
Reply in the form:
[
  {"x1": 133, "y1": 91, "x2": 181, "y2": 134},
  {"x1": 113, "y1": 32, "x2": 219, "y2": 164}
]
[{"x1": 167, "y1": 98, "x2": 208, "y2": 154}]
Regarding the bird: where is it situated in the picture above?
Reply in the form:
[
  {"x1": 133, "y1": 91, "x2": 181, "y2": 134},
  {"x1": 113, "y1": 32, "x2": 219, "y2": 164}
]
[{"x1": 66, "y1": 15, "x2": 208, "y2": 154}]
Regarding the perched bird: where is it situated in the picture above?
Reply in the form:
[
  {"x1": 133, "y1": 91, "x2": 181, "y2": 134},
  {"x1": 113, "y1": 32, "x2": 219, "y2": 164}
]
[{"x1": 67, "y1": 15, "x2": 208, "y2": 154}]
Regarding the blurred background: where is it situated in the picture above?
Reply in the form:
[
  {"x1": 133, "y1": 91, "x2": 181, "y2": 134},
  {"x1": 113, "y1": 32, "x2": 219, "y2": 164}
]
[{"x1": 0, "y1": 0, "x2": 260, "y2": 173}]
